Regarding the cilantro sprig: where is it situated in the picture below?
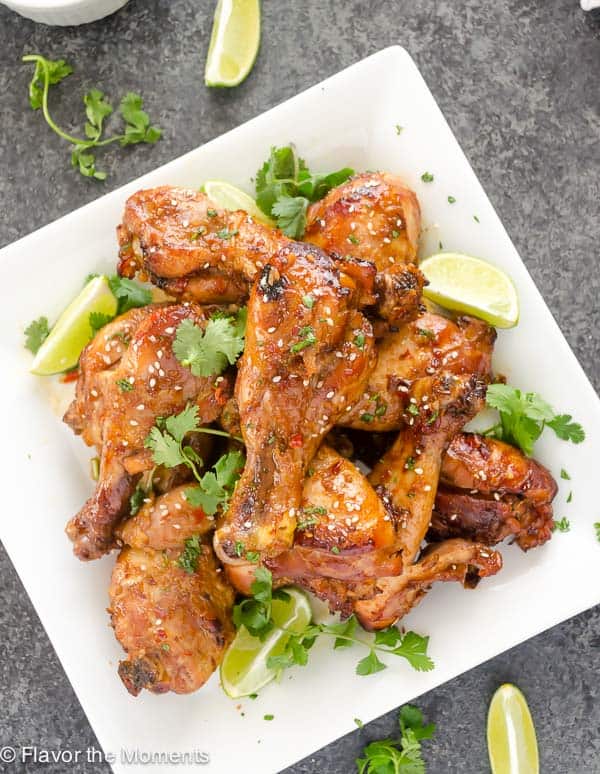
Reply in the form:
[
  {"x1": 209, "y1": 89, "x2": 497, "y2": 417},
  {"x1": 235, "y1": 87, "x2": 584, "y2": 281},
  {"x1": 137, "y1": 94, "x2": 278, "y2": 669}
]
[
  {"x1": 255, "y1": 144, "x2": 354, "y2": 238},
  {"x1": 144, "y1": 405, "x2": 244, "y2": 516},
  {"x1": 234, "y1": 568, "x2": 434, "y2": 678},
  {"x1": 356, "y1": 705, "x2": 435, "y2": 774},
  {"x1": 177, "y1": 534, "x2": 203, "y2": 574},
  {"x1": 24, "y1": 317, "x2": 50, "y2": 354},
  {"x1": 23, "y1": 54, "x2": 162, "y2": 180},
  {"x1": 485, "y1": 383, "x2": 585, "y2": 455},
  {"x1": 173, "y1": 309, "x2": 246, "y2": 377}
]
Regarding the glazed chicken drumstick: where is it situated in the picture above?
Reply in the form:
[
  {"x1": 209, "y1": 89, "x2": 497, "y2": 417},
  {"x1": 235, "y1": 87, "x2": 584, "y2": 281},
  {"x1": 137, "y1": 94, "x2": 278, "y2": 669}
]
[
  {"x1": 117, "y1": 173, "x2": 425, "y2": 324},
  {"x1": 430, "y1": 432, "x2": 558, "y2": 550},
  {"x1": 111, "y1": 493, "x2": 234, "y2": 695},
  {"x1": 64, "y1": 303, "x2": 234, "y2": 560},
  {"x1": 214, "y1": 241, "x2": 377, "y2": 563}
]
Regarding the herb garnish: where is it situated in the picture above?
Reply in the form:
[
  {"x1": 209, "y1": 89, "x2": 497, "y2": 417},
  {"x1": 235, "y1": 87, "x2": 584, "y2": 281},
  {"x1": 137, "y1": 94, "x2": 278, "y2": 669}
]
[
  {"x1": 235, "y1": 569, "x2": 433, "y2": 679},
  {"x1": 255, "y1": 144, "x2": 353, "y2": 238},
  {"x1": 485, "y1": 384, "x2": 585, "y2": 456},
  {"x1": 24, "y1": 317, "x2": 50, "y2": 354},
  {"x1": 290, "y1": 326, "x2": 317, "y2": 354},
  {"x1": 23, "y1": 55, "x2": 161, "y2": 180},
  {"x1": 552, "y1": 518, "x2": 570, "y2": 533},
  {"x1": 177, "y1": 534, "x2": 203, "y2": 574},
  {"x1": 356, "y1": 705, "x2": 435, "y2": 774},
  {"x1": 421, "y1": 172, "x2": 434, "y2": 183},
  {"x1": 144, "y1": 404, "x2": 244, "y2": 515},
  {"x1": 173, "y1": 310, "x2": 246, "y2": 377}
]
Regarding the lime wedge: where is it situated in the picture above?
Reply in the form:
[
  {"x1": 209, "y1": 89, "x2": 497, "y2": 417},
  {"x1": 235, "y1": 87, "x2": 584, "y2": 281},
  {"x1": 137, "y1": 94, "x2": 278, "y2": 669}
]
[
  {"x1": 30, "y1": 276, "x2": 117, "y2": 375},
  {"x1": 204, "y1": 0, "x2": 261, "y2": 88},
  {"x1": 203, "y1": 180, "x2": 273, "y2": 225},
  {"x1": 420, "y1": 252, "x2": 519, "y2": 328},
  {"x1": 220, "y1": 587, "x2": 311, "y2": 698},
  {"x1": 487, "y1": 683, "x2": 539, "y2": 774}
]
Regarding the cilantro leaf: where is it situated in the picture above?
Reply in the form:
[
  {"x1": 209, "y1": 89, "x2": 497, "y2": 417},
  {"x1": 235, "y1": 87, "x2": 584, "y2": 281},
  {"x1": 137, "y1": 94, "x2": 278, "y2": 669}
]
[
  {"x1": 71, "y1": 145, "x2": 106, "y2": 181},
  {"x1": 84, "y1": 89, "x2": 113, "y2": 142},
  {"x1": 547, "y1": 414, "x2": 585, "y2": 444},
  {"x1": 164, "y1": 404, "x2": 200, "y2": 443},
  {"x1": 233, "y1": 567, "x2": 275, "y2": 639},
  {"x1": 272, "y1": 195, "x2": 309, "y2": 239},
  {"x1": 24, "y1": 316, "x2": 50, "y2": 354},
  {"x1": 255, "y1": 144, "x2": 353, "y2": 238},
  {"x1": 108, "y1": 275, "x2": 152, "y2": 313},
  {"x1": 23, "y1": 55, "x2": 161, "y2": 181},
  {"x1": 89, "y1": 311, "x2": 114, "y2": 334},
  {"x1": 486, "y1": 383, "x2": 585, "y2": 455},
  {"x1": 392, "y1": 631, "x2": 434, "y2": 672},
  {"x1": 144, "y1": 426, "x2": 184, "y2": 468},
  {"x1": 356, "y1": 650, "x2": 386, "y2": 676},
  {"x1": 119, "y1": 92, "x2": 162, "y2": 146},
  {"x1": 173, "y1": 317, "x2": 245, "y2": 377},
  {"x1": 177, "y1": 534, "x2": 203, "y2": 574},
  {"x1": 594, "y1": 523, "x2": 600, "y2": 542},
  {"x1": 129, "y1": 483, "x2": 146, "y2": 516},
  {"x1": 27, "y1": 55, "x2": 73, "y2": 110},
  {"x1": 356, "y1": 705, "x2": 434, "y2": 774},
  {"x1": 185, "y1": 450, "x2": 244, "y2": 515}
]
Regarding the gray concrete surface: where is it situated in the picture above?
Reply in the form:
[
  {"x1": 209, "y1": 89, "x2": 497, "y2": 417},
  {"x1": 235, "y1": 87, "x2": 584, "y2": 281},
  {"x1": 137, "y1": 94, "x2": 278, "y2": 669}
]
[{"x1": 0, "y1": 0, "x2": 599, "y2": 771}]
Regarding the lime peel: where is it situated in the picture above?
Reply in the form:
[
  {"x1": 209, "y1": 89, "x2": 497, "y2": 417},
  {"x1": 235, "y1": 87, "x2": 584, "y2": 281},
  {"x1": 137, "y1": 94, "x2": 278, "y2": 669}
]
[
  {"x1": 205, "y1": 0, "x2": 261, "y2": 88},
  {"x1": 487, "y1": 683, "x2": 539, "y2": 774},
  {"x1": 30, "y1": 275, "x2": 117, "y2": 375},
  {"x1": 203, "y1": 179, "x2": 273, "y2": 225},
  {"x1": 420, "y1": 251, "x2": 519, "y2": 329},
  {"x1": 220, "y1": 587, "x2": 311, "y2": 698}
]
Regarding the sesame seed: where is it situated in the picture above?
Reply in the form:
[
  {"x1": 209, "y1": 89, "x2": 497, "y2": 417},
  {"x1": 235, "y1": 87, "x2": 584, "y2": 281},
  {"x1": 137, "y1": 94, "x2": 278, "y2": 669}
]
[
  {"x1": 414, "y1": 467, "x2": 424, "y2": 475},
  {"x1": 326, "y1": 390, "x2": 335, "y2": 399},
  {"x1": 316, "y1": 381, "x2": 324, "y2": 388},
  {"x1": 383, "y1": 237, "x2": 391, "y2": 244},
  {"x1": 289, "y1": 508, "x2": 296, "y2": 517},
  {"x1": 174, "y1": 385, "x2": 182, "y2": 391},
  {"x1": 157, "y1": 349, "x2": 163, "y2": 358},
  {"x1": 165, "y1": 327, "x2": 175, "y2": 334},
  {"x1": 148, "y1": 365, "x2": 155, "y2": 374},
  {"x1": 244, "y1": 520, "x2": 252, "y2": 528},
  {"x1": 277, "y1": 338, "x2": 284, "y2": 348},
  {"x1": 91, "y1": 389, "x2": 98, "y2": 397},
  {"x1": 149, "y1": 378, "x2": 156, "y2": 388},
  {"x1": 155, "y1": 618, "x2": 162, "y2": 626},
  {"x1": 159, "y1": 369, "x2": 165, "y2": 377},
  {"x1": 267, "y1": 326, "x2": 276, "y2": 333},
  {"x1": 303, "y1": 379, "x2": 310, "y2": 387},
  {"x1": 272, "y1": 375, "x2": 281, "y2": 383},
  {"x1": 327, "y1": 524, "x2": 335, "y2": 531},
  {"x1": 423, "y1": 484, "x2": 431, "y2": 492},
  {"x1": 182, "y1": 219, "x2": 189, "y2": 228},
  {"x1": 121, "y1": 440, "x2": 128, "y2": 447},
  {"x1": 129, "y1": 420, "x2": 139, "y2": 427}
]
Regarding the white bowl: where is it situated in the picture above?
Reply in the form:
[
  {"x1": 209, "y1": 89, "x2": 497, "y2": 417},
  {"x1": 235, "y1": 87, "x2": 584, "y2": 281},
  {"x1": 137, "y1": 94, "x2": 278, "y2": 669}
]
[
  {"x1": 1, "y1": 0, "x2": 128, "y2": 25},
  {"x1": 581, "y1": 0, "x2": 600, "y2": 9}
]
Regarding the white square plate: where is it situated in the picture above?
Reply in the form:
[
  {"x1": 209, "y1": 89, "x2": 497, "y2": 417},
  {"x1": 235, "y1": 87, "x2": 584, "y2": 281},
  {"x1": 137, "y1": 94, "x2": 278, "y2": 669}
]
[{"x1": 2, "y1": 46, "x2": 599, "y2": 774}]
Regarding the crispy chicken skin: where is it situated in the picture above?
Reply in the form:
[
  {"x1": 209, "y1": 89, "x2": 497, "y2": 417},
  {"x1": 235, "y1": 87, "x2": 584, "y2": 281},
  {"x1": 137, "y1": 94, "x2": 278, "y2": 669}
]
[
  {"x1": 64, "y1": 303, "x2": 233, "y2": 561},
  {"x1": 354, "y1": 539, "x2": 502, "y2": 630},
  {"x1": 368, "y1": 373, "x2": 489, "y2": 565},
  {"x1": 109, "y1": 544, "x2": 234, "y2": 695},
  {"x1": 214, "y1": 243, "x2": 377, "y2": 562},
  {"x1": 117, "y1": 180, "x2": 423, "y2": 324},
  {"x1": 115, "y1": 484, "x2": 215, "y2": 549},
  {"x1": 305, "y1": 172, "x2": 424, "y2": 324},
  {"x1": 429, "y1": 433, "x2": 557, "y2": 550},
  {"x1": 117, "y1": 186, "x2": 281, "y2": 303},
  {"x1": 226, "y1": 445, "x2": 402, "y2": 594},
  {"x1": 341, "y1": 312, "x2": 496, "y2": 431}
]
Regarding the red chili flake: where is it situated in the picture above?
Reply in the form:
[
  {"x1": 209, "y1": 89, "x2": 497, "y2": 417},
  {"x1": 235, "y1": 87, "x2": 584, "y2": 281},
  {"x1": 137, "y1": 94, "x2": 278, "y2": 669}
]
[
  {"x1": 290, "y1": 433, "x2": 303, "y2": 448},
  {"x1": 61, "y1": 370, "x2": 80, "y2": 383}
]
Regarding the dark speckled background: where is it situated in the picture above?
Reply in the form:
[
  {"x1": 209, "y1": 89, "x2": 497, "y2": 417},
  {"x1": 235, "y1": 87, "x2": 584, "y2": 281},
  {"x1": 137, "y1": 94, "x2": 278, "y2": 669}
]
[{"x1": 1, "y1": 1, "x2": 599, "y2": 772}]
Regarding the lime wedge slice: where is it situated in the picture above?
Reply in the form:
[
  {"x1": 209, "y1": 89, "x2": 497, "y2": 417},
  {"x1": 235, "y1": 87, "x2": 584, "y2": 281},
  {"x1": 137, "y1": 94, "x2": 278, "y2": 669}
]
[
  {"x1": 203, "y1": 180, "x2": 273, "y2": 225},
  {"x1": 204, "y1": 0, "x2": 261, "y2": 88},
  {"x1": 30, "y1": 276, "x2": 117, "y2": 375},
  {"x1": 220, "y1": 587, "x2": 311, "y2": 698},
  {"x1": 487, "y1": 683, "x2": 539, "y2": 774},
  {"x1": 420, "y1": 251, "x2": 519, "y2": 328}
]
